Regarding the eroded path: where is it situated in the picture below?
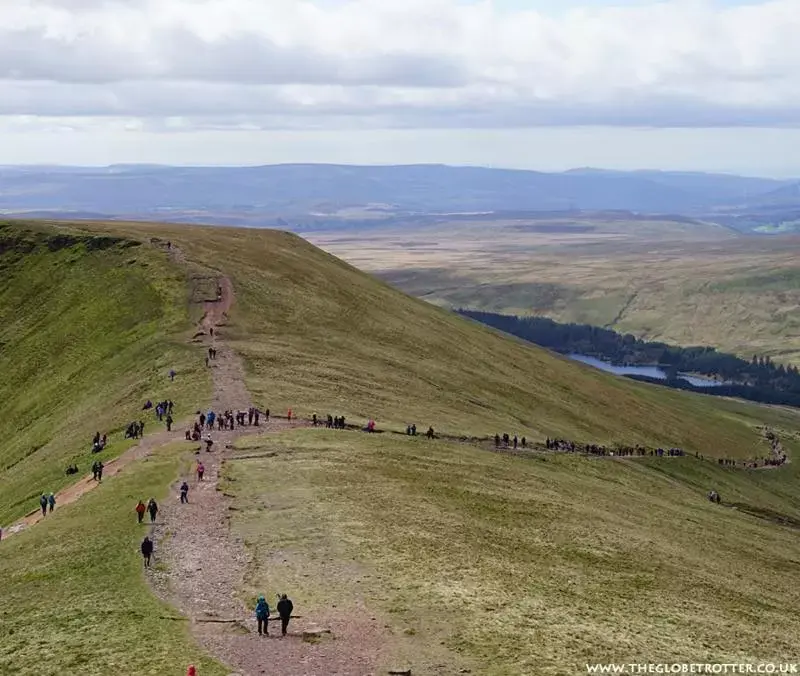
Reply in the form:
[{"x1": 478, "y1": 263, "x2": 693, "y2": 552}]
[{"x1": 148, "y1": 265, "x2": 387, "y2": 676}]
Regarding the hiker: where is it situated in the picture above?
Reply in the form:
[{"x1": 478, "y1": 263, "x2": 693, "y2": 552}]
[
  {"x1": 65, "y1": 464, "x2": 79, "y2": 476},
  {"x1": 180, "y1": 481, "x2": 189, "y2": 504},
  {"x1": 312, "y1": 413, "x2": 318, "y2": 427},
  {"x1": 166, "y1": 414, "x2": 173, "y2": 432},
  {"x1": 426, "y1": 426, "x2": 434, "y2": 439},
  {"x1": 208, "y1": 347, "x2": 213, "y2": 360},
  {"x1": 135, "y1": 500, "x2": 146, "y2": 523},
  {"x1": 210, "y1": 327, "x2": 214, "y2": 337},
  {"x1": 205, "y1": 433, "x2": 214, "y2": 452},
  {"x1": 141, "y1": 536, "x2": 154, "y2": 567},
  {"x1": 205, "y1": 356, "x2": 209, "y2": 368},
  {"x1": 147, "y1": 498, "x2": 158, "y2": 523},
  {"x1": 48, "y1": 493, "x2": 56, "y2": 513},
  {"x1": 254, "y1": 409, "x2": 260, "y2": 426},
  {"x1": 255, "y1": 596, "x2": 271, "y2": 636},
  {"x1": 96, "y1": 461, "x2": 104, "y2": 482},
  {"x1": 521, "y1": 437, "x2": 527, "y2": 449},
  {"x1": 277, "y1": 594, "x2": 293, "y2": 636},
  {"x1": 513, "y1": 436, "x2": 518, "y2": 450},
  {"x1": 495, "y1": 434, "x2": 500, "y2": 448},
  {"x1": 39, "y1": 494, "x2": 48, "y2": 517},
  {"x1": 287, "y1": 408, "x2": 292, "y2": 422},
  {"x1": 197, "y1": 462, "x2": 205, "y2": 481},
  {"x1": 169, "y1": 369, "x2": 176, "y2": 382}
]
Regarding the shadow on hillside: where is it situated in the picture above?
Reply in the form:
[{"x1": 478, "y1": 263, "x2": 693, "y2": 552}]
[{"x1": 727, "y1": 502, "x2": 800, "y2": 531}]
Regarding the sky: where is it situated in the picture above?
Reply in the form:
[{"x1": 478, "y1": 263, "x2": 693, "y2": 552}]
[{"x1": 1, "y1": 0, "x2": 799, "y2": 176}]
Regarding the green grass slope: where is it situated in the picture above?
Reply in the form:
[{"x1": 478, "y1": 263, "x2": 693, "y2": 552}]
[
  {"x1": 0, "y1": 444, "x2": 224, "y2": 676},
  {"x1": 1, "y1": 219, "x2": 800, "y2": 676},
  {"x1": 0, "y1": 222, "x2": 209, "y2": 525},
  {"x1": 65, "y1": 219, "x2": 800, "y2": 461},
  {"x1": 228, "y1": 430, "x2": 800, "y2": 675}
]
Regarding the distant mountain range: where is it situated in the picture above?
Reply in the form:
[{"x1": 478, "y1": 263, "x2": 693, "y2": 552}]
[{"x1": 1, "y1": 164, "x2": 798, "y2": 233}]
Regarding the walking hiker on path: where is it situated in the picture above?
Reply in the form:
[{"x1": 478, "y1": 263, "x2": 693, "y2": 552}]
[
  {"x1": 96, "y1": 461, "x2": 104, "y2": 482},
  {"x1": 136, "y1": 500, "x2": 146, "y2": 524},
  {"x1": 48, "y1": 493, "x2": 56, "y2": 513},
  {"x1": 141, "y1": 536, "x2": 154, "y2": 568},
  {"x1": 92, "y1": 460, "x2": 99, "y2": 481},
  {"x1": 255, "y1": 596, "x2": 271, "y2": 636},
  {"x1": 287, "y1": 408, "x2": 292, "y2": 422},
  {"x1": 147, "y1": 498, "x2": 158, "y2": 523},
  {"x1": 197, "y1": 461, "x2": 205, "y2": 481},
  {"x1": 39, "y1": 494, "x2": 48, "y2": 517},
  {"x1": 166, "y1": 414, "x2": 173, "y2": 432},
  {"x1": 277, "y1": 594, "x2": 294, "y2": 636},
  {"x1": 180, "y1": 481, "x2": 189, "y2": 504}
]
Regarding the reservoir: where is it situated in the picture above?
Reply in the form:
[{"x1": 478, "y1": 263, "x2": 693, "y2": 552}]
[{"x1": 567, "y1": 354, "x2": 726, "y2": 388}]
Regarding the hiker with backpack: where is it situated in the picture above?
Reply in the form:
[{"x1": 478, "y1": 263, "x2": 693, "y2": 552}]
[
  {"x1": 180, "y1": 481, "x2": 189, "y2": 504},
  {"x1": 135, "y1": 500, "x2": 146, "y2": 524},
  {"x1": 39, "y1": 494, "x2": 48, "y2": 517},
  {"x1": 255, "y1": 596, "x2": 271, "y2": 636}
]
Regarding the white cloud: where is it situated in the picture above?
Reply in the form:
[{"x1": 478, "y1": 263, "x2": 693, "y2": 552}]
[{"x1": 0, "y1": 0, "x2": 799, "y2": 129}]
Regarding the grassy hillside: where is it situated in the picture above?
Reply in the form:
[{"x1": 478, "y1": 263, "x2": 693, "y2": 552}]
[
  {"x1": 2, "y1": 218, "x2": 800, "y2": 676},
  {"x1": 0, "y1": 444, "x2": 224, "y2": 676},
  {"x1": 0, "y1": 222, "x2": 209, "y2": 525},
  {"x1": 227, "y1": 430, "x2": 800, "y2": 675},
  {"x1": 25, "y1": 219, "x2": 800, "y2": 462}
]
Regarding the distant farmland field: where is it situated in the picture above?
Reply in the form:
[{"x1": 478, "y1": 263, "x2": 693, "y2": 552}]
[{"x1": 308, "y1": 217, "x2": 800, "y2": 365}]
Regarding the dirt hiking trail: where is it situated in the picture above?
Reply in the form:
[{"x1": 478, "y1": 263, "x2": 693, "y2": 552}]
[{"x1": 147, "y1": 257, "x2": 388, "y2": 675}]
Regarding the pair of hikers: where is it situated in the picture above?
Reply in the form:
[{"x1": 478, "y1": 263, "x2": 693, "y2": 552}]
[
  {"x1": 135, "y1": 498, "x2": 158, "y2": 523},
  {"x1": 39, "y1": 493, "x2": 55, "y2": 516},
  {"x1": 254, "y1": 594, "x2": 294, "y2": 636}
]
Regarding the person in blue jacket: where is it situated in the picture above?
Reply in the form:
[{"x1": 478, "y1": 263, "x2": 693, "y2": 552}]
[{"x1": 255, "y1": 596, "x2": 270, "y2": 636}]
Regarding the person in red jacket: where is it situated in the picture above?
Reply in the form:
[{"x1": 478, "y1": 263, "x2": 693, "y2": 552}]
[{"x1": 135, "y1": 500, "x2": 146, "y2": 524}]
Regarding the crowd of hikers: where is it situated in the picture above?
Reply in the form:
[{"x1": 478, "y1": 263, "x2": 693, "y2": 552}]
[
  {"x1": 125, "y1": 420, "x2": 146, "y2": 439},
  {"x1": 542, "y1": 437, "x2": 687, "y2": 458},
  {"x1": 312, "y1": 413, "x2": 346, "y2": 429},
  {"x1": 187, "y1": 408, "x2": 266, "y2": 440}
]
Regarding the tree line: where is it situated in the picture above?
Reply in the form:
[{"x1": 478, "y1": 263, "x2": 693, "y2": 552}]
[{"x1": 459, "y1": 309, "x2": 800, "y2": 408}]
